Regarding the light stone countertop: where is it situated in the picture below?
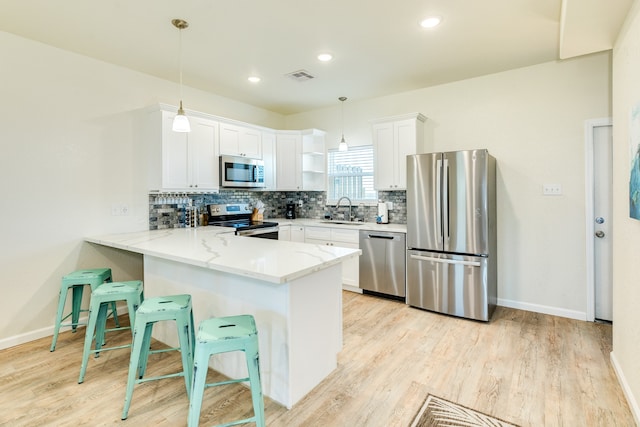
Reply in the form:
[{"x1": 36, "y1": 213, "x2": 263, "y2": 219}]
[
  {"x1": 272, "y1": 218, "x2": 408, "y2": 233},
  {"x1": 86, "y1": 227, "x2": 361, "y2": 285}
]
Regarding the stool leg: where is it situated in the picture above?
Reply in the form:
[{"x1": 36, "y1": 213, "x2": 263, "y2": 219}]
[
  {"x1": 93, "y1": 302, "x2": 109, "y2": 357},
  {"x1": 70, "y1": 285, "x2": 85, "y2": 332},
  {"x1": 110, "y1": 301, "x2": 120, "y2": 328},
  {"x1": 50, "y1": 286, "x2": 68, "y2": 352},
  {"x1": 122, "y1": 316, "x2": 148, "y2": 420},
  {"x1": 246, "y1": 343, "x2": 265, "y2": 427},
  {"x1": 78, "y1": 299, "x2": 100, "y2": 383},
  {"x1": 136, "y1": 322, "x2": 154, "y2": 379},
  {"x1": 187, "y1": 347, "x2": 209, "y2": 427},
  {"x1": 126, "y1": 295, "x2": 141, "y2": 330},
  {"x1": 177, "y1": 315, "x2": 194, "y2": 397},
  {"x1": 104, "y1": 275, "x2": 121, "y2": 328}
]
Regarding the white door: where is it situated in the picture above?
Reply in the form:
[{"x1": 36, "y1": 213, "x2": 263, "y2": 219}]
[{"x1": 593, "y1": 124, "x2": 613, "y2": 321}]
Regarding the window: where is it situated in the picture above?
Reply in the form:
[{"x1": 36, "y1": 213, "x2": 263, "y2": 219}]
[{"x1": 327, "y1": 145, "x2": 377, "y2": 203}]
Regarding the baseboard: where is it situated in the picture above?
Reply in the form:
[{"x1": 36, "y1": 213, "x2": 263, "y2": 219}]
[
  {"x1": 342, "y1": 284, "x2": 363, "y2": 294},
  {"x1": 0, "y1": 325, "x2": 55, "y2": 351},
  {"x1": 497, "y1": 297, "x2": 587, "y2": 321},
  {"x1": 610, "y1": 351, "x2": 640, "y2": 425},
  {"x1": 0, "y1": 306, "x2": 130, "y2": 351}
]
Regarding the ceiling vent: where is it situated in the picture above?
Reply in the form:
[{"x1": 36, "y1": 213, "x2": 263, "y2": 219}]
[{"x1": 285, "y1": 69, "x2": 315, "y2": 82}]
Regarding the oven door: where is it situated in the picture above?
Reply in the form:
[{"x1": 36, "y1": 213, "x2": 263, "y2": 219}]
[{"x1": 236, "y1": 226, "x2": 279, "y2": 240}]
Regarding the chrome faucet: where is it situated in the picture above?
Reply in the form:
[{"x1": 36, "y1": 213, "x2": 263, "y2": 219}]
[{"x1": 335, "y1": 196, "x2": 353, "y2": 221}]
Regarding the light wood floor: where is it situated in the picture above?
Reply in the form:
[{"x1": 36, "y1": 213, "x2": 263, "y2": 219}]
[{"x1": 0, "y1": 291, "x2": 633, "y2": 426}]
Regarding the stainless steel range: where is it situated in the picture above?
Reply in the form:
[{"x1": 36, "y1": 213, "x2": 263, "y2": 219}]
[{"x1": 207, "y1": 204, "x2": 279, "y2": 239}]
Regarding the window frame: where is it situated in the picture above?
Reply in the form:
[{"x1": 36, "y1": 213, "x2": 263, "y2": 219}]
[{"x1": 326, "y1": 145, "x2": 378, "y2": 206}]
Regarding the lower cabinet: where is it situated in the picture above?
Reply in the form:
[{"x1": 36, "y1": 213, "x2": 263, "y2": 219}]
[
  {"x1": 278, "y1": 225, "x2": 305, "y2": 242},
  {"x1": 278, "y1": 225, "x2": 291, "y2": 241},
  {"x1": 305, "y1": 226, "x2": 359, "y2": 289},
  {"x1": 291, "y1": 226, "x2": 305, "y2": 242}
]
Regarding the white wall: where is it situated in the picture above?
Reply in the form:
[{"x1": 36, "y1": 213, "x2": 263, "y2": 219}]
[
  {"x1": 0, "y1": 31, "x2": 284, "y2": 348},
  {"x1": 286, "y1": 53, "x2": 612, "y2": 319},
  {"x1": 611, "y1": 1, "x2": 640, "y2": 422}
]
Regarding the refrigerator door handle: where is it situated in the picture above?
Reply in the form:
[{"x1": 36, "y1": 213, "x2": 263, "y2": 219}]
[
  {"x1": 442, "y1": 158, "x2": 449, "y2": 247},
  {"x1": 410, "y1": 254, "x2": 481, "y2": 267},
  {"x1": 436, "y1": 158, "x2": 443, "y2": 243}
]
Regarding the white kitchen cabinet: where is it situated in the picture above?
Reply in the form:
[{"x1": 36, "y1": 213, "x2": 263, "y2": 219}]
[
  {"x1": 276, "y1": 129, "x2": 325, "y2": 191},
  {"x1": 371, "y1": 113, "x2": 426, "y2": 190},
  {"x1": 278, "y1": 224, "x2": 291, "y2": 241},
  {"x1": 261, "y1": 131, "x2": 277, "y2": 190},
  {"x1": 305, "y1": 226, "x2": 359, "y2": 288},
  {"x1": 276, "y1": 131, "x2": 302, "y2": 190},
  {"x1": 219, "y1": 122, "x2": 262, "y2": 159},
  {"x1": 147, "y1": 107, "x2": 219, "y2": 192},
  {"x1": 302, "y1": 129, "x2": 326, "y2": 191},
  {"x1": 291, "y1": 225, "x2": 305, "y2": 242}
]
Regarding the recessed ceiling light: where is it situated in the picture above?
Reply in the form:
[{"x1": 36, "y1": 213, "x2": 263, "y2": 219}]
[
  {"x1": 420, "y1": 16, "x2": 442, "y2": 28},
  {"x1": 317, "y1": 53, "x2": 333, "y2": 62},
  {"x1": 248, "y1": 76, "x2": 261, "y2": 83}
]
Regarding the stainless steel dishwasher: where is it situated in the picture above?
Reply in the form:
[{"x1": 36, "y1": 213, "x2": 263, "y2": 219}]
[{"x1": 359, "y1": 230, "x2": 406, "y2": 299}]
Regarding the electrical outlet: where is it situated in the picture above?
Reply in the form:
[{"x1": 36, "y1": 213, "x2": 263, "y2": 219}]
[
  {"x1": 542, "y1": 184, "x2": 562, "y2": 196},
  {"x1": 111, "y1": 204, "x2": 130, "y2": 216},
  {"x1": 298, "y1": 200, "x2": 303, "y2": 207},
  {"x1": 386, "y1": 201, "x2": 394, "y2": 210}
]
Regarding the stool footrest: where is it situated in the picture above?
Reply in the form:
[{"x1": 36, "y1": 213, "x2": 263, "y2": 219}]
[
  {"x1": 103, "y1": 325, "x2": 131, "y2": 333},
  {"x1": 149, "y1": 347, "x2": 180, "y2": 355},
  {"x1": 212, "y1": 416, "x2": 258, "y2": 427},
  {"x1": 204, "y1": 377, "x2": 250, "y2": 389},
  {"x1": 136, "y1": 371, "x2": 186, "y2": 384},
  {"x1": 90, "y1": 343, "x2": 132, "y2": 355}
]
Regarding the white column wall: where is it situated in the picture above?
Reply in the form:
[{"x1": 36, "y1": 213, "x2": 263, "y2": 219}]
[{"x1": 611, "y1": 0, "x2": 640, "y2": 422}]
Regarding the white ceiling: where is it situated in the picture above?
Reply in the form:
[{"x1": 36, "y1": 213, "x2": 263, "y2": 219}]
[{"x1": 0, "y1": 0, "x2": 633, "y2": 115}]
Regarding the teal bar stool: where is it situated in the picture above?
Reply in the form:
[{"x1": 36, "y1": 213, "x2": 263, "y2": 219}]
[
  {"x1": 187, "y1": 315, "x2": 265, "y2": 427},
  {"x1": 78, "y1": 280, "x2": 144, "y2": 384},
  {"x1": 50, "y1": 268, "x2": 119, "y2": 352},
  {"x1": 121, "y1": 294, "x2": 195, "y2": 420}
]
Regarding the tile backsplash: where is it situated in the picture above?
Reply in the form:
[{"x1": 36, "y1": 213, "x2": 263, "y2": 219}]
[{"x1": 149, "y1": 190, "x2": 406, "y2": 229}]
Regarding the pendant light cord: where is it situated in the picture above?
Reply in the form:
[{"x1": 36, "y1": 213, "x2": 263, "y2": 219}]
[
  {"x1": 178, "y1": 26, "x2": 184, "y2": 102},
  {"x1": 341, "y1": 99, "x2": 345, "y2": 140}
]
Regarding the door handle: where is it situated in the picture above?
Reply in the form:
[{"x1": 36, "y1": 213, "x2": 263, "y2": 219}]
[{"x1": 595, "y1": 230, "x2": 605, "y2": 238}]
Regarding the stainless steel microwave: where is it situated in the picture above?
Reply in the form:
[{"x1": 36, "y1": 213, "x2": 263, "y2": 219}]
[{"x1": 219, "y1": 155, "x2": 265, "y2": 188}]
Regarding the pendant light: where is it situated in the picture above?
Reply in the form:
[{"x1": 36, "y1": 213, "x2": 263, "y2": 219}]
[
  {"x1": 172, "y1": 19, "x2": 191, "y2": 133},
  {"x1": 338, "y1": 96, "x2": 348, "y2": 152}
]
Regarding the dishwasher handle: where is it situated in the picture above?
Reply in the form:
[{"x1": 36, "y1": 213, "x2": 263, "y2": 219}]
[{"x1": 367, "y1": 234, "x2": 395, "y2": 240}]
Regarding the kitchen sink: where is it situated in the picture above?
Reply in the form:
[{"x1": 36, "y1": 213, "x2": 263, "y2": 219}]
[{"x1": 320, "y1": 221, "x2": 366, "y2": 226}]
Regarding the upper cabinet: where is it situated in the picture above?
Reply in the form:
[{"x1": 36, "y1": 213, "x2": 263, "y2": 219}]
[
  {"x1": 261, "y1": 131, "x2": 277, "y2": 191},
  {"x1": 371, "y1": 113, "x2": 426, "y2": 190},
  {"x1": 276, "y1": 131, "x2": 302, "y2": 191},
  {"x1": 276, "y1": 129, "x2": 326, "y2": 191},
  {"x1": 145, "y1": 107, "x2": 219, "y2": 193},
  {"x1": 142, "y1": 104, "x2": 325, "y2": 194},
  {"x1": 302, "y1": 129, "x2": 326, "y2": 191},
  {"x1": 219, "y1": 122, "x2": 262, "y2": 159}
]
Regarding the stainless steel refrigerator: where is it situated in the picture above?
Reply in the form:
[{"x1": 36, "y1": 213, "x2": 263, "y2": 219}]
[{"x1": 406, "y1": 149, "x2": 496, "y2": 321}]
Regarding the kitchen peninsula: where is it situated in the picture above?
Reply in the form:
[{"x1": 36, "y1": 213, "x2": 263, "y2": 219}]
[{"x1": 86, "y1": 227, "x2": 360, "y2": 408}]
